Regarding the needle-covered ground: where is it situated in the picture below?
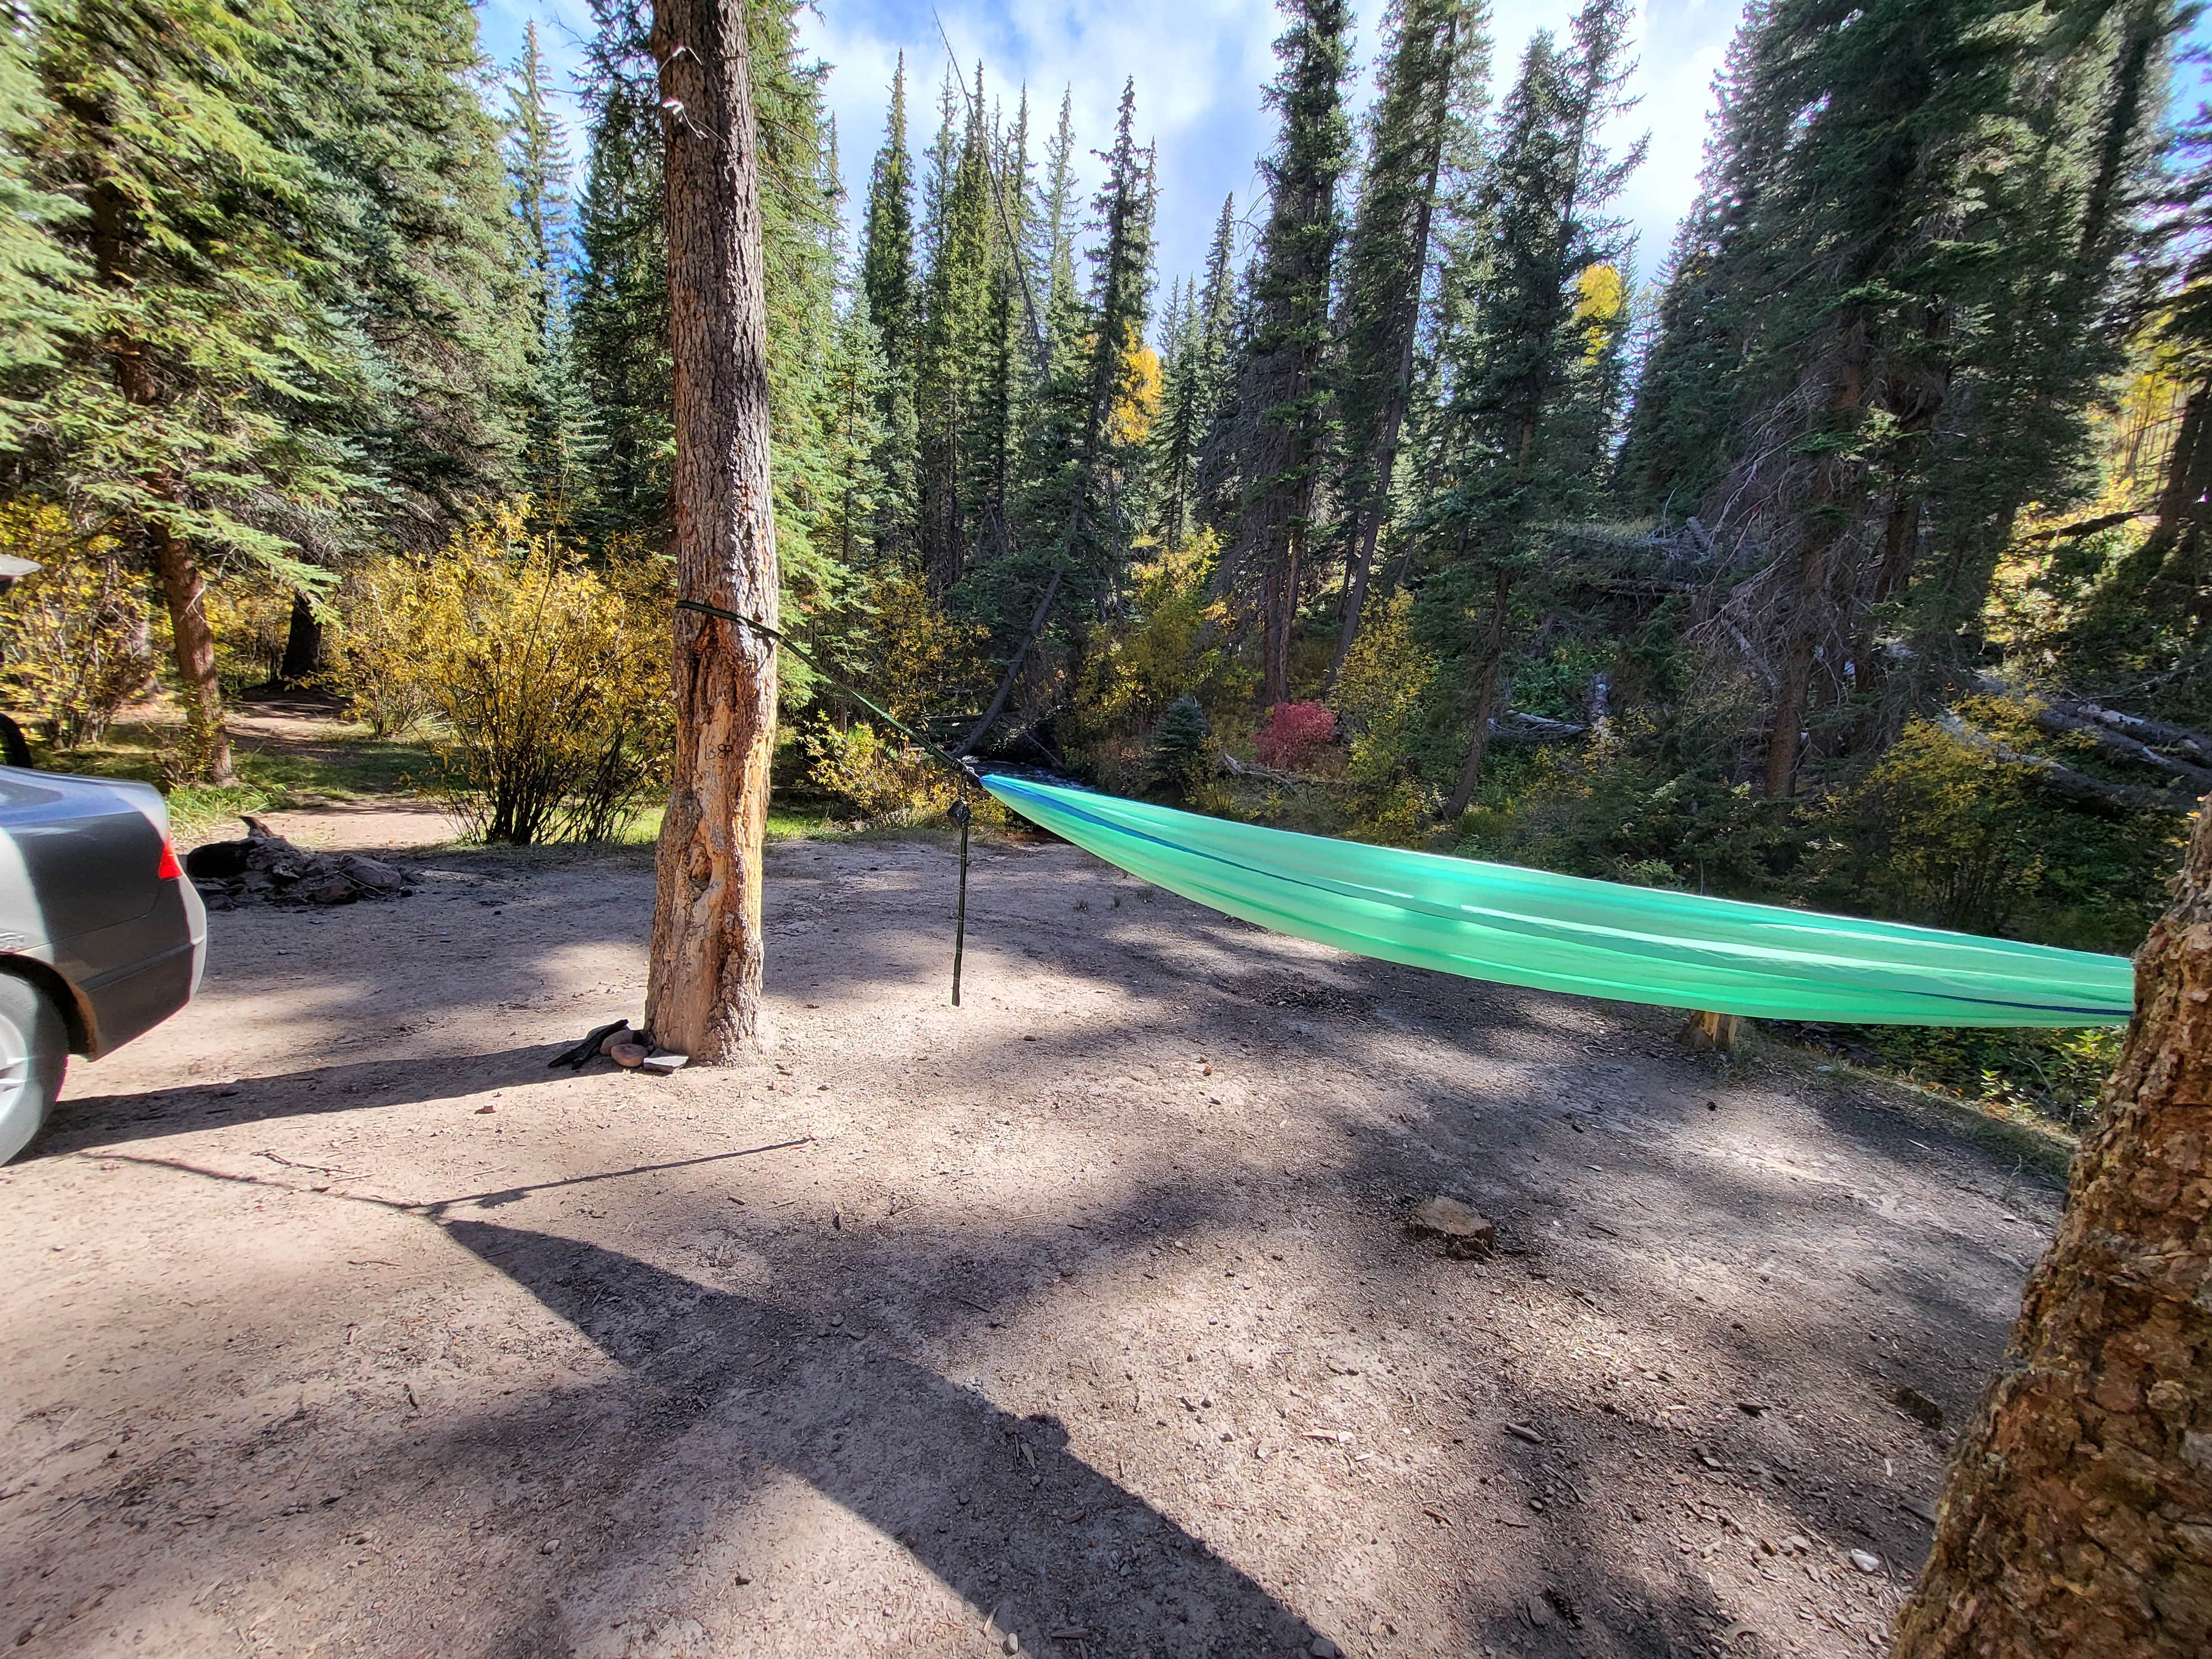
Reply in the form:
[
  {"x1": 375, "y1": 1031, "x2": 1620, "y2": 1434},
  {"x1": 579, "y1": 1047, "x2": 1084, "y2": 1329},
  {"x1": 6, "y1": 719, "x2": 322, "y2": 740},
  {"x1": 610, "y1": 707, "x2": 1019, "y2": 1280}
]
[{"x1": 1, "y1": 817, "x2": 2068, "y2": 1659}]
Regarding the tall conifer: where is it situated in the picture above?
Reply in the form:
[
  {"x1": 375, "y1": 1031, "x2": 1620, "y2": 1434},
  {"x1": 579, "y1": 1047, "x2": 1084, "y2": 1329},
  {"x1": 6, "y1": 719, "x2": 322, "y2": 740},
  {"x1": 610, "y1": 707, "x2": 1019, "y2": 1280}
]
[
  {"x1": 1232, "y1": 0, "x2": 1355, "y2": 707},
  {"x1": 1327, "y1": 0, "x2": 1491, "y2": 685}
]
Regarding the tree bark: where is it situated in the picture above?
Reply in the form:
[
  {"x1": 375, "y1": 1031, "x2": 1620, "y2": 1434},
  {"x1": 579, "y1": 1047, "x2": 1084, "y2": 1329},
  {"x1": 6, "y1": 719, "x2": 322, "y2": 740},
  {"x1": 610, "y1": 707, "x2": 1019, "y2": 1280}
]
[
  {"x1": 643, "y1": 0, "x2": 780, "y2": 1065},
  {"x1": 1442, "y1": 566, "x2": 1511, "y2": 820},
  {"x1": 1889, "y1": 797, "x2": 2212, "y2": 1658},
  {"x1": 1262, "y1": 524, "x2": 1300, "y2": 709},
  {"x1": 151, "y1": 522, "x2": 234, "y2": 785}
]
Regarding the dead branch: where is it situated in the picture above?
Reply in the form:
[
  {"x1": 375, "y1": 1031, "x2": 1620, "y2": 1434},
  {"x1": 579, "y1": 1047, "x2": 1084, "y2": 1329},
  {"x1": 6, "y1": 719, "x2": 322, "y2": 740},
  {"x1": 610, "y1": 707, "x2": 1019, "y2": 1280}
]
[
  {"x1": 1936, "y1": 714, "x2": 2198, "y2": 815},
  {"x1": 1972, "y1": 674, "x2": 2212, "y2": 788}
]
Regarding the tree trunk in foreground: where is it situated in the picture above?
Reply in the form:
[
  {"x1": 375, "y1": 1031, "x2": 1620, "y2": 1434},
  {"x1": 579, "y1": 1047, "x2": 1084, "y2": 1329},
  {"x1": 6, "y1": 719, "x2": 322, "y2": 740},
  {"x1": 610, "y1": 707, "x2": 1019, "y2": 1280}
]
[
  {"x1": 643, "y1": 0, "x2": 779, "y2": 1064},
  {"x1": 1888, "y1": 799, "x2": 2212, "y2": 1658},
  {"x1": 151, "y1": 522, "x2": 234, "y2": 785}
]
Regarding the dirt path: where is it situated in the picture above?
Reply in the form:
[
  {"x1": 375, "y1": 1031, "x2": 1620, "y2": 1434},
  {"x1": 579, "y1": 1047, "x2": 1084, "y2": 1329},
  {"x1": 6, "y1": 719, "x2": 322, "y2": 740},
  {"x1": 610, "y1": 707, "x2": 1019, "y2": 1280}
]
[{"x1": 0, "y1": 823, "x2": 2063, "y2": 1659}]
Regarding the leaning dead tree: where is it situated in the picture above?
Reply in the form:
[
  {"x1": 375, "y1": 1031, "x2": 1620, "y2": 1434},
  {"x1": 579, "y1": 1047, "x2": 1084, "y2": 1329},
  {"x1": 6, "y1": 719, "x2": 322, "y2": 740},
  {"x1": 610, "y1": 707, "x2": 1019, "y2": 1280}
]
[
  {"x1": 1888, "y1": 796, "x2": 2212, "y2": 1657},
  {"x1": 643, "y1": 0, "x2": 779, "y2": 1063}
]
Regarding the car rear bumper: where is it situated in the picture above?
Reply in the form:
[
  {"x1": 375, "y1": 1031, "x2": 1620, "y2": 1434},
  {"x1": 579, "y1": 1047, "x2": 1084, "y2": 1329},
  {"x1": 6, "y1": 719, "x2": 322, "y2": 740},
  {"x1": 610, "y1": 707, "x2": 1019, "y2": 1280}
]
[{"x1": 60, "y1": 878, "x2": 205, "y2": 1058}]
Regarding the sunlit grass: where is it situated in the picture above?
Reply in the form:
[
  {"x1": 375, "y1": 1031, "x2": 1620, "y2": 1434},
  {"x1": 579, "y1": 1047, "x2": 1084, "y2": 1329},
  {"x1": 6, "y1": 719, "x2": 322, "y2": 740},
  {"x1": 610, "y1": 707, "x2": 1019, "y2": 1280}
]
[{"x1": 33, "y1": 708, "x2": 849, "y2": 849}]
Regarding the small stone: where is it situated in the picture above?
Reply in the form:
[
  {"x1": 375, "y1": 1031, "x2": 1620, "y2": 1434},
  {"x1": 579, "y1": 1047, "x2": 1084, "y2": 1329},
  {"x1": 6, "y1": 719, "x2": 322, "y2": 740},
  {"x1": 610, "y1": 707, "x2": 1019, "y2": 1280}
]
[
  {"x1": 733, "y1": 1571, "x2": 751, "y2": 1586},
  {"x1": 609, "y1": 1042, "x2": 649, "y2": 1068},
  {"x1": 1002, "y1": 1634, "x2": 1020, "y2": 1655},
  {"x1": 1780, "y1": 1534, "x2": 1811, "y2": 1555},
  {"x1": 1407, "y1": 1196, "x2": 1495, "y2": 1259},
  {"x1": 1308, "y1": 1640, "x2": 1341, "y2": 1659},
  {"x1": 600, "y1": 1029, "x2": 630, "y2": 1056},
  {"x1": 475, "y1": 1103, "x2": 496, "y2": 1114},
  {"x1": 539, "y1": 1540, "x2": 558, "y2": 1554},
  {"x1": 1849, "y1": 1549, "x2": 1882, "y2": 1574}
]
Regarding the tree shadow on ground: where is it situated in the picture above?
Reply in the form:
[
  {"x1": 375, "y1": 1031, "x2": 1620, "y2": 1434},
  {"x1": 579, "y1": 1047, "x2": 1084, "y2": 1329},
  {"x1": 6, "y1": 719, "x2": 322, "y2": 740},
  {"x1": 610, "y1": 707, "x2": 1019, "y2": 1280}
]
[
  {"x1": 36, "y1": 1046, "x2": 577, "y2": 1154},
  {"x1": 440, "y1": 1218, "x2": 1323, "y2": 1659}
]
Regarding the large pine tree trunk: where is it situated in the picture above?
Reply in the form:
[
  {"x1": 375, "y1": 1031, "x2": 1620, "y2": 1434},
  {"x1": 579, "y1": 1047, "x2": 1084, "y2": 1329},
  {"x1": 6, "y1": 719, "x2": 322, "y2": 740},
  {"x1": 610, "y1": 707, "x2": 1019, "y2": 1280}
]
[
  {"x1": 1262, "y1": 521, "x2": 1301, "y2": 709},
  {"x1": 643, "y1": 0, "x2": 780, "y2": 1065},
  {"x1": 1887, "y1": 800, "x2": 2212, "y2": 1658},
  {"x1": 151, "y1": 523, "x2": 234, "y2": 785}
]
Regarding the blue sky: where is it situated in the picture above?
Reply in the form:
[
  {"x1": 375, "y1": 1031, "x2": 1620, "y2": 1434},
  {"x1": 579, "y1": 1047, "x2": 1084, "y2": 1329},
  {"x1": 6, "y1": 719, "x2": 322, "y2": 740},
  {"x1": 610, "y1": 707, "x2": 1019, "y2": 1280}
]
[{"x1": 477, "y1": 0, "x2": 2212, "y2": 300}]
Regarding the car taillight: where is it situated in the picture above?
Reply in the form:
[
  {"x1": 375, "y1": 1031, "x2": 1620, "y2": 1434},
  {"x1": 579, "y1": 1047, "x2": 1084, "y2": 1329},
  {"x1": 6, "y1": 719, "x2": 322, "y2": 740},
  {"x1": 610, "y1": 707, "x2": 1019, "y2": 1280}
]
[{"x1": 156, "y1": 836, "x2": 184, "y2": 881}]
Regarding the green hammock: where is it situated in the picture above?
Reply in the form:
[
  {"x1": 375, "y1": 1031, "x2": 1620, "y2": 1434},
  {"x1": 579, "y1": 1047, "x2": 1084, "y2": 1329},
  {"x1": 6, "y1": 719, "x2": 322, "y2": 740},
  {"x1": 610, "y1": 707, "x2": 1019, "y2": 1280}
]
[{"x1": 980, "y1": 773, "x2": 2133, "y2": 1027}]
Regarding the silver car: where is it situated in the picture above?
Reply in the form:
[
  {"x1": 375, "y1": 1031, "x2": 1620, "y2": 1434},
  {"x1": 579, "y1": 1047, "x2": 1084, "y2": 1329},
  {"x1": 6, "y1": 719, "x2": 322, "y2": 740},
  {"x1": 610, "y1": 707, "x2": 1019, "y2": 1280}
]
[{"x1": 0, "y1": 766, "x2": 207, "y2": 1161}]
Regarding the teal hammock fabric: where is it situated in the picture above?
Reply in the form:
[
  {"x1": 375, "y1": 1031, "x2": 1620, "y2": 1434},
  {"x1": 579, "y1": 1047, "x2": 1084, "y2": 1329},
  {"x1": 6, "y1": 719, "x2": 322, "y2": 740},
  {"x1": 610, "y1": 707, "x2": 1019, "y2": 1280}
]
[{"x1": 980, "y1": 774, "x2": 2135, "y2": 1027}]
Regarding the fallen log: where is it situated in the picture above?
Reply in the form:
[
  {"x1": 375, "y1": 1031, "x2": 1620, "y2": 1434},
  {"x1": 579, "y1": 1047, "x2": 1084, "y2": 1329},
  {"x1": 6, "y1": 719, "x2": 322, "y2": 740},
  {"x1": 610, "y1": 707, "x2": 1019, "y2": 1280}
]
[
  {"x1": 1970, "y1": 674, "x2": 2212, "y2": 788},
  {"x1": 1936, "y1": 714, "x2": 2197, "y2": 815}
]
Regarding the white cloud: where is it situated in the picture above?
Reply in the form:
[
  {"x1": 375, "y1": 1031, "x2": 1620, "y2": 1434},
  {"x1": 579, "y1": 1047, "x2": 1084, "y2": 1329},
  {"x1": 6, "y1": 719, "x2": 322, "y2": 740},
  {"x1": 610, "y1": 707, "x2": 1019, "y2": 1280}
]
[
  {"x1": 476, "y1": 0, "x2": 1741, "y2": 293},
  {"x1": 803, "y1": 0, "x2": 1735, "y2": 290}
]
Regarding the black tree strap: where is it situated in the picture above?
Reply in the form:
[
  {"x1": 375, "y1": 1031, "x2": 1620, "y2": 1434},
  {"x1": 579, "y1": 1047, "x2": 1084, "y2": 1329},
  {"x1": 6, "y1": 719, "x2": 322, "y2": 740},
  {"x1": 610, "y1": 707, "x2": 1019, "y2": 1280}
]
[{"x1": 674, "y1": 598, "x2": 978, "y2": 786}]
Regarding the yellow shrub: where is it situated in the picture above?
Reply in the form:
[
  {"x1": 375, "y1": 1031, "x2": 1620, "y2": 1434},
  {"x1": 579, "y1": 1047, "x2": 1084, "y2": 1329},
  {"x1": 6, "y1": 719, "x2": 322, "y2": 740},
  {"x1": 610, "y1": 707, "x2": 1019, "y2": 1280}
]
[
  {"x1": 1078, "y1": 530, "x2": 1250, "y2": 730},
  {"x1": 1841, "y1": 712, "x2": 2044, "y2": 933},
  {"x1": 802, "y1": 722, "x2": 958, "y2": 826},
  {"x1": 332, "y1": 557, "x2": 440, "y2": 738},
  {"x1": 1333, "y1": 591, "x2": 1437, "y2": 841},
  {"x1": 869, "y1": 574, "x2": 989, "y2": 723},
  {"x1": 205, "y1": 580, "x2": 298, "y2": 691},
  {"x1": 0, "y1": 502, "x2": 156, "y2": 749},
  {"x1": 335, "y1": 501, "x2": 672, "y2": 843}
]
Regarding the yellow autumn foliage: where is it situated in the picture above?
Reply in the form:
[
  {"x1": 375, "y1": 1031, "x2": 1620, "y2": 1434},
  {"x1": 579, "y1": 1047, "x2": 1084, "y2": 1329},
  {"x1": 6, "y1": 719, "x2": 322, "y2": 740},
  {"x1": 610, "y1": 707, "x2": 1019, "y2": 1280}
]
[
  {"x1": 0, "y1": 501, "x2": 156, "y2": 749},
  {"x1": 332, "y1": 500, "x2": 672, "y2": 843},
  {"x1": 1572, "y1": 263, "x2": 1626, "y2": 364}
]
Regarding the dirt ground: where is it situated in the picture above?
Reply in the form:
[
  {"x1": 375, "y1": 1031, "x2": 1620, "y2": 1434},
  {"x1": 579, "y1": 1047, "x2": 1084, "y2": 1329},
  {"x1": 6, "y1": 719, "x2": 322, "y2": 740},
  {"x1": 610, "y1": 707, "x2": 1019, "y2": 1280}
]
[{"x1": 0, "y1": 809, "x2": 2068, "y2": 1659}]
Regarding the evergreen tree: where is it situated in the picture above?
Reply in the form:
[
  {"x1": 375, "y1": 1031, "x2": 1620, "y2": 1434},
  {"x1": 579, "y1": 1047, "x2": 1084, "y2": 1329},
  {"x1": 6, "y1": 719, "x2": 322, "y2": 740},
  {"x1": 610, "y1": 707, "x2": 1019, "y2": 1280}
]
[
  {"x1": 862, "y1": 54, "x2": 917, "y2": 383},
  {"x1": 1188, "y1": 194, "x2": 1244, "y2": 526},
  {"x1": 505, "y1": 22, "x2": 597, "y2": 534},
  {"x1": 572, "y1": 0, "x2": 671, "y2": 545},
  {"x1": 297, "y1": 0, "x2": 526, "y2": 535},
  {"x1": 13, "y1": 0, "x2": 382, "y2": 780},
  {"x1": 1905, "y1": 0, "x2": 2180, "y2": 677},
  {"x1": 914, "y1": 65, "x2": 997, "y2": 594},
  {"x1": 1327, "y1": 0, "x2": 1491, "y2": 686},
  {"x1": 1039, "y1": 92, "x2": 1081, "y2": 316},
  {"x1": 1611, "y1": 1, "x2": 1791, "y2": 519},
  {"x1": 1151, "y1": 275, "x2": 1204, "y2": 543},
  {"x1": 568, "y1": 0, "x2": 845, "y2": 635},
  {"x1": 1230, "y1": 0, "x2": 1355, "y2": 707},
  {"x1": 820, "y1": 285, "x2": 888, "y2": 580},
  {"x1": 0, "y1": 25, "x2": 82, "y2": 451},
  {"x1": 1681, "y1": 0, "x2": 2177, "y2": 795},
  {"x1": 1420, "y1": 0, "x2": 1642, "y2": 817},
  {"x1": 506, "y1": 22, "x2": 570, "y2": 344}
]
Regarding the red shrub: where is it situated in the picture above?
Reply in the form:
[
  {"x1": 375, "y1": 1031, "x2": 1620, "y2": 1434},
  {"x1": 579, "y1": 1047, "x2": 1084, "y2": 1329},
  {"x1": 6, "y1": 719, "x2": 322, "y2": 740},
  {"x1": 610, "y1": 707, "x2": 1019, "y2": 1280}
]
[{"x1": 1255, "y1": 700, "x2": 1338, "y2": 769}]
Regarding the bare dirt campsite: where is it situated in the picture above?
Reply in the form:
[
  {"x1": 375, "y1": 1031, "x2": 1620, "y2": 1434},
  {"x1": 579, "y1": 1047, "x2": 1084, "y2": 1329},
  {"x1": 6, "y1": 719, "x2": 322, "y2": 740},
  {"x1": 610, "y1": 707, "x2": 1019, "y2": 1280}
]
[{"x1": 3, "y1": 781, "x2": 2065, "y2": 1659}]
